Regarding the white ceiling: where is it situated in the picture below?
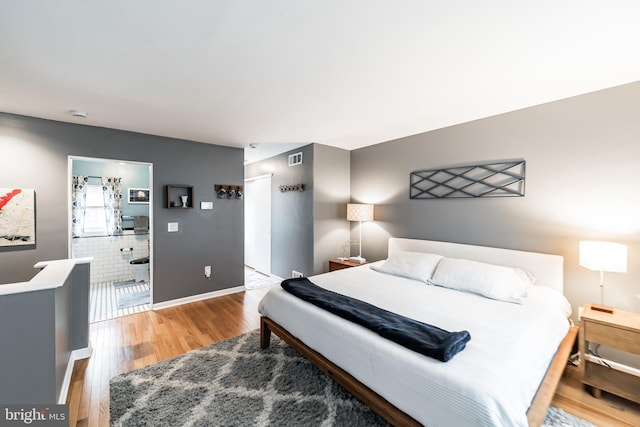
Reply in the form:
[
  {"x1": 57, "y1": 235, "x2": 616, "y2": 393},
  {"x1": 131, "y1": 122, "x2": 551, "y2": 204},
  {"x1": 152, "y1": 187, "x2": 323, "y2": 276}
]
[{"x1": 2, "y1": 1, "x2": 640, "y2": 163}]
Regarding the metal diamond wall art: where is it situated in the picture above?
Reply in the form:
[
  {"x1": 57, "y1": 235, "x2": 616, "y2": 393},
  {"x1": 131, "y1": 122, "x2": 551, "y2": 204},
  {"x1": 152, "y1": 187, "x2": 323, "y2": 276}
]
[{"x1": 410, "y1": 160, "x2": 525, "y2": 199}]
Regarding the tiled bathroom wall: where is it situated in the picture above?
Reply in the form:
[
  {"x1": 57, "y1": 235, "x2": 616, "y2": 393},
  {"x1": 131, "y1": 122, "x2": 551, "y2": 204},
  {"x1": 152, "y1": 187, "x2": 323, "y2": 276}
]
[{"x1": 72, "y1": 233, "x2": 150, "y2": 284}]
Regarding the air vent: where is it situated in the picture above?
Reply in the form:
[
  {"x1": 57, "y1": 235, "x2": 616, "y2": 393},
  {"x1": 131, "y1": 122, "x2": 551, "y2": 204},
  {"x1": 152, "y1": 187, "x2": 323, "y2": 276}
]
[{"x1": 288, "y1": 152, "x2": 303, "y2": 166}]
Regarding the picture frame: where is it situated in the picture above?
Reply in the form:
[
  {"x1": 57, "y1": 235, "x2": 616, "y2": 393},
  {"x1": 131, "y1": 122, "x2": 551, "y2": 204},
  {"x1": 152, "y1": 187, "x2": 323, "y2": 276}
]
[
  {"x1": 128, "y1": 188, "x2": 150, "y2": 204},
  {"x1": 0, "y1": 188, "x2": 36, "y2": 247}
]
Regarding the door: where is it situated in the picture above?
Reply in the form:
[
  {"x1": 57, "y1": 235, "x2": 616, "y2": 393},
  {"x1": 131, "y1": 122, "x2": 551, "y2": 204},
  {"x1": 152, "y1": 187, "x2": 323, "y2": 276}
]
[{"x1": 244, "y1": 174, "x2": 271, "y2": 275}]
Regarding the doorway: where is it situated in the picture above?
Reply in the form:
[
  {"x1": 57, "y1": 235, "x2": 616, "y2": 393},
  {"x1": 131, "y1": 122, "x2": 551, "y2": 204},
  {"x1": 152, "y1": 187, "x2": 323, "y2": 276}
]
[
  {"x1": 68, "y1": 156, "x2": 153, "y2": 322},
  {"x1": 244, "y1": 174, "x2": 272, "y2": 287}
]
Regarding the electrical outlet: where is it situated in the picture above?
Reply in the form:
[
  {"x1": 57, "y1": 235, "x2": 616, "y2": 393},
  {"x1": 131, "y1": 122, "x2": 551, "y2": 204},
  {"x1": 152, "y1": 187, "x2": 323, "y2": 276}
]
[
  {"x1": 292, "y1": 270, "x2": 303, "y2": 278},
  {"x1": 204, "y1": 265, "x2": 211, "y2": 279}
]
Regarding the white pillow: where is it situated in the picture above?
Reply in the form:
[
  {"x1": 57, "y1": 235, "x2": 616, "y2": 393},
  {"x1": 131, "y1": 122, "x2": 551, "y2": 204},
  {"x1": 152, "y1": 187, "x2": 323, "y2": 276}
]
[
  {"x1": 428, "y1": 257, "x2": 534, "y2": 303},
  {"x1": 370, "y1": 251, "x2": 443, "y2": 282}
]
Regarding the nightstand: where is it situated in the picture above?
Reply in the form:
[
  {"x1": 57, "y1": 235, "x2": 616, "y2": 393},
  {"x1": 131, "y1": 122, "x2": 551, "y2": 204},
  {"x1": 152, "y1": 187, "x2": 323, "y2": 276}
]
[
  {"x1": 328, "y1": 258, "x2": 368, "y2": 272},
  {"x1": 579, "y1": 304, "x2": 640, "y2": 403}
]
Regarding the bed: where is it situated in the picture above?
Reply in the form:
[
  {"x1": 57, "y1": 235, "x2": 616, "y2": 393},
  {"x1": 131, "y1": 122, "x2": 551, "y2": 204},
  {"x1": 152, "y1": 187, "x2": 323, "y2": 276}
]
[{"x1": 258, "y1": 238, "x2": 577, "y2": 427}]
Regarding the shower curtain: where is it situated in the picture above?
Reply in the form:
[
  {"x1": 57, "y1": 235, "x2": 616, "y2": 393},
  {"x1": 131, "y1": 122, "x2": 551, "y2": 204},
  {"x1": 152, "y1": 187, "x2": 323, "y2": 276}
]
[
  {"x1": 101, "y1": 177, "x2": 123, "y2": 235},
  {"x1": 71, "y1": 175, "x2": 88, "y2": 237}
]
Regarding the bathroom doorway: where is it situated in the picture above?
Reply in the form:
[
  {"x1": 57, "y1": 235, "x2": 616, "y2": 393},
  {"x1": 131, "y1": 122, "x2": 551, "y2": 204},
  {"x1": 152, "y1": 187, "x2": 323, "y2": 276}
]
[{"x1": 68, "y1": 156, "x2": 153, "y2": 322}]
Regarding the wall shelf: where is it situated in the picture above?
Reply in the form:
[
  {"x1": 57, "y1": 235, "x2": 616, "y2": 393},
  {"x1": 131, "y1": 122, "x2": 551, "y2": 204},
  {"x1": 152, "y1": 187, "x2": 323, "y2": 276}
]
[{"x1": 165, "y1": 185, "x2": 194, "y2": 209}]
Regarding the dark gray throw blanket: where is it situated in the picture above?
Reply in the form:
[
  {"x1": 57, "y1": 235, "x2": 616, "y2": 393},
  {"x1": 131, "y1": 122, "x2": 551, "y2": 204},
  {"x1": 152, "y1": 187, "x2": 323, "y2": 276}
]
[{"x1": 281, "y1": 277, "x2": 471, "y2": 362}]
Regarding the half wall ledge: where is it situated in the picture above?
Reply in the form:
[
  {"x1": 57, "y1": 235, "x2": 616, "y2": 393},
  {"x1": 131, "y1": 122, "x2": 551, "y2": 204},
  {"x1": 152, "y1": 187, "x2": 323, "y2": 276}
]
[{"x1": 0, "y1": 257, "x2": 92, "y2": 404}]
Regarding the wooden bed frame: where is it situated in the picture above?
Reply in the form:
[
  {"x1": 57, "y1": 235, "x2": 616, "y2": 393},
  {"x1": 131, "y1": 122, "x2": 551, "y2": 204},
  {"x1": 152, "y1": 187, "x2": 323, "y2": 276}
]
[
  {"x1": 260, "y1": 238, "x2": 578, "y2": 426},
  {"x1": 261, "y1": 316, "x2": 578, "y2": 427}
]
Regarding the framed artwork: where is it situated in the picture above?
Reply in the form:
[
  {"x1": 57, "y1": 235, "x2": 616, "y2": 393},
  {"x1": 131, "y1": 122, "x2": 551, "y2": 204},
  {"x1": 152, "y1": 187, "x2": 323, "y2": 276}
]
[
  {"x1": 128, "y1": 188, "x2": 150, "y2": 204},
  {"x1": 0, "y1": 188, "x2": 35, "y2": 246}
]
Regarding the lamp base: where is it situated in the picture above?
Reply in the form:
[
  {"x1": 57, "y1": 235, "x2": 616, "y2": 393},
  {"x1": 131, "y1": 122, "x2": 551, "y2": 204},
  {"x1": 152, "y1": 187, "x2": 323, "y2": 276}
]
[
  {"x1": 348, "y1": 256, "x2": 367, "y2": 264},
  {"x1": 590, "y1": 303, "x2": 614, "y2": 314}
]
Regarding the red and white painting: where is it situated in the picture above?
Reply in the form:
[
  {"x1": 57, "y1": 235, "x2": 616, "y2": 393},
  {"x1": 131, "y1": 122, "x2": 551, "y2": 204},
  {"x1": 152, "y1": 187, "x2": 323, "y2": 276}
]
[{"x1": 0, "y1": 188, "x2": 35, "y2": 246}]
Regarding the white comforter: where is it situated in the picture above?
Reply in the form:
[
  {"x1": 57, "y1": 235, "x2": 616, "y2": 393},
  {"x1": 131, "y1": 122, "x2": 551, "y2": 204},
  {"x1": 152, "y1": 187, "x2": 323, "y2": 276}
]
[{"x1": 258, "y1": 262, "x2": 571, "y2": 427}]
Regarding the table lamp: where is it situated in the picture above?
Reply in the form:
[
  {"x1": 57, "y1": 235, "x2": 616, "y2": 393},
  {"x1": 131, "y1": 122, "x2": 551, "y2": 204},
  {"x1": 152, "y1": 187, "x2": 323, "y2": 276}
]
[
  {"x1": 347, "y1": 203, "x2": 374, "y2": 264},
  {"x1": 579, "y1": 240, "x2": 628, "y2": 313}
]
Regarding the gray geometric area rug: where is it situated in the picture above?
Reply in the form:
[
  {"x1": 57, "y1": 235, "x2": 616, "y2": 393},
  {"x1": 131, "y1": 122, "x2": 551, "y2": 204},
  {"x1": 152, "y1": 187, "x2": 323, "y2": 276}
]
[
  {"x1": 110, "y1": 330, "x2": 594, "y2": 427},
  {"x1": 543, "y1": 407, "x2": 595, "y2": 427}
]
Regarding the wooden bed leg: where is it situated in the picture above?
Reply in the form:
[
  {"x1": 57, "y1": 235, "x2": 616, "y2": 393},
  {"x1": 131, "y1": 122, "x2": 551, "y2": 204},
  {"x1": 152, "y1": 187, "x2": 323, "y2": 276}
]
[{"x1": 260, "y1": 317, "x2": 272, "y2": 349}]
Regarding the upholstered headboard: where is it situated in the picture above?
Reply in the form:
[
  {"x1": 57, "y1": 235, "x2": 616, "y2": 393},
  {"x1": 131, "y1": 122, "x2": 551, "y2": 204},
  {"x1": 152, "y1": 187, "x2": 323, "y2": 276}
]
[{"x1": 388, "y1": 238, "x2": 564, "y2": 293}]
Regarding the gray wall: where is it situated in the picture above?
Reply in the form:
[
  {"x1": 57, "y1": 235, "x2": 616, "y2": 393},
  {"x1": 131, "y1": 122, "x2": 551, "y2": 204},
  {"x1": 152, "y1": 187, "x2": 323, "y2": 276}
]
[
  {"x1": 0, "y1": 289, "x2": 56, "y2": 403},
  {"x1": 245, "y1": 143, "x2": 351, "y2": 277},
  {"x1": 351, "y1": 81, "x2": 640, "y2": 318},
  {"x1": 71, "y1": 262, "x2": 90, "y2": 350},
  {"x1": 313, "y1": 144, "x2": 351, "y2": 273},
  {"x1": 246, "y1": 144, "x2": 315, "y2": 278},
  {"x1": 0, "y1": 113, "x2": 244, "y2": 303}
]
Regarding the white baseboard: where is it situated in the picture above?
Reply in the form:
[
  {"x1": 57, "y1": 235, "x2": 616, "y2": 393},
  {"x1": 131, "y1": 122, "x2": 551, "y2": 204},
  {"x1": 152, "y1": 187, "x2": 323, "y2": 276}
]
[
  {"x1": 152, "y1": 286, "x2": 246, "y2": 310},
  {"x1": 59, "y1": 346, "x2": 93, "y2": 404}
]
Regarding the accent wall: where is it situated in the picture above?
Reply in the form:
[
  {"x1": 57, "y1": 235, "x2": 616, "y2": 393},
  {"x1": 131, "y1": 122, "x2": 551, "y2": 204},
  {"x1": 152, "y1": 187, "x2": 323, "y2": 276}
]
[
  {"x1": 0, "y1": 113, "x2": 244, "y2": 304},
  {"x1": 351, "y1": 81, "x2": 640, "y2": 319}
]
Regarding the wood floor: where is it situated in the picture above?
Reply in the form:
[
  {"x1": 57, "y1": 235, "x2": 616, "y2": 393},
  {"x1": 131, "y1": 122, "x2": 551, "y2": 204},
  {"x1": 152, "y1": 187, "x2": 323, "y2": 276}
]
[{"x1": 67, "y1": 287, "x2": 640, "y2": 427}]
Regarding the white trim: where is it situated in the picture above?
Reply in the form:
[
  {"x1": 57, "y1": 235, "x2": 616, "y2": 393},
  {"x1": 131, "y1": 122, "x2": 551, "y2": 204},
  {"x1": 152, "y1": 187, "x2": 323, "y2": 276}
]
[
  {"x1": 151, "y1": 286, "x2": 246, "y2": 310},
  {"x1": 71, "y1": 346, "x2": 92, "y2": 360},
  {"x1": 0, "y1": 257, "x2": 94, "y2": 296},
  {"x1": 244, "y1": 173, "x2": 272, "y2": 183},
  {"x1": 34, "y1": 257, "x2": 93, "y2": 269},
  {"x1": 58, "y1": 346, "x2": 92, "y2": 404}
]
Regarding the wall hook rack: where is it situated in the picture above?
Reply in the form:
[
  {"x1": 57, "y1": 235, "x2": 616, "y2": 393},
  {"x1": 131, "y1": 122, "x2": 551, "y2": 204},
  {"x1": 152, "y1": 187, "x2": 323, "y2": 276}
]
[
  {"x1": 215, "y1": 184, "x2": 243, "y2": 199},
  {"x1": 279, "y1": 184, "x2": 304, "y2": 192}
]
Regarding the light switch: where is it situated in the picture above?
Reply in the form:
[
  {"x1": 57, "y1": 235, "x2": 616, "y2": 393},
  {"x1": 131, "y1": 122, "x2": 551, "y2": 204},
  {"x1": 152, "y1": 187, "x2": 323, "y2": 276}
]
[
  {"x1": 201, "y1": 201, "x2": 213, "y2": 210},
  {"x1": 168, "y1": 222, "x2": 179, "y2": 233}
]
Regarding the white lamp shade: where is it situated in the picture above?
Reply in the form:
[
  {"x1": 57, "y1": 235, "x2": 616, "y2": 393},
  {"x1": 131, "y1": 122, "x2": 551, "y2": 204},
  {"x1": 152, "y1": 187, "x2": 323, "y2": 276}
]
[
  {"x1": 579, "y1": 241, "x2": 628, "y2": 273},
  {"x1": 347, "y1": 203, "x2": 374, "y2": 222}
]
